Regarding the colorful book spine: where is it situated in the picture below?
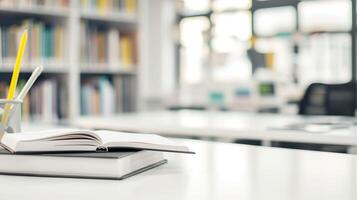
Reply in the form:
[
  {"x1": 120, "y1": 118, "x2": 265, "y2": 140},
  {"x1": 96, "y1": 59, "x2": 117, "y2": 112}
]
[
  {"x1": 120, "y1": 35, "x2": 134, "y2": 68},
  {"x1": 0, "y1": 79, "x2": 64, "y2": 121},
  {"x1": 80, "y1": 76, "x2": 134, "y2": 116},
  {"x1": 80, "y1": 0, "x2": 137, "y2": 14},
  {"x1": 80, "y1": 22, "x2": 136, "y2": 69},
  {"x1": 0, "y1": 20, "x2": 65, "y2": 66},
  {"x1": 0, "y1": 0, "x2": 69, "y2": 8}
]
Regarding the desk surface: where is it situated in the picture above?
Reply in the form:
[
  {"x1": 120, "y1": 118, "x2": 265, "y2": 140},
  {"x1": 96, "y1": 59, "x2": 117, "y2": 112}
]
[
  {"x1": 72, "y1": 110, "x2": 357, "y2": 146},
  {"x1": 1, "y1": 138, "x2": 356, "y2": 200}
]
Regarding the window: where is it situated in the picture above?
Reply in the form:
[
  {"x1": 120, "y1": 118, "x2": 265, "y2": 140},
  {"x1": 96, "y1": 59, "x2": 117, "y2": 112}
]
[
  {"x1": 254, "y1": 6, "x2": 296, "y2": 36},
  {"x1": 213, "y1": 0, "x2": 251, "y2": 11},
  {"x1": 176, "y1": 0, "x2": 355, "y2": 88},
  {"x1": 180, "y1": 17, "x2": 210, "y2": 84},
  {"x1": 177, "y1": 0, "x2": 253, "y2": 85},
  {"x1": 298, "y1": 34, "x2": 351, "y2": 85},
  {"x1": 211, "y1": 11, "x2": 252, "y2": 81},
  {"x1": 177, "y1": 0, "x2": 210, "y2": 12},
  {"x1": 299, "y1": 0, "x2": 351, "y2": 32}
]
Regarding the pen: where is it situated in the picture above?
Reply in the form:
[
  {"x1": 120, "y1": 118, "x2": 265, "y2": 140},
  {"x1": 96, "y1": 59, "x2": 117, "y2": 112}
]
[{"x1": 16, "y1": 65, "x2": 43, "y2": 101}]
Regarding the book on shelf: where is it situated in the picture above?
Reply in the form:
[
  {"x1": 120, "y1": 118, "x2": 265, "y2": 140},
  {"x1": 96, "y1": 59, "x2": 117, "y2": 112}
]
[
  {"x1": 80, "y1": 0, "x2": 137, "y2": 14},
  {"x1": 81, "y1": 76, "x2": 134, "y2": 116},
  {"x1": 0, "y1": 147, "x2": 166, "y2": 179},
  {"x1": 0, "y1": 19, "x2": 65, "y2": 67},
  {"x1": 120, "y1": 33, "x2": 136, "y2": 68},
  {"x1": 0, "y1": 0, "x2": 69, "y2": 8},
  {"x1": 80, "y1": 22, "x2": 136, "y2": 70},
  {"x1": 120, "y1": 76, "x2": 136, "y2": 112},
  {"x1": 81, "y1": 76, "x2": 114, "y2": 116},
  {"x1": 0, "y1": 78, "x2": 67, "y2": 122},
  {"x1": 98, "y1": 76, "x2": 115, "y2": 115},
  {"x1": 106, "y1": 76, "x2": 131, "y2": 113},
  {"x1": 108, "y1": 28, "x2": 120, "y2": 66},
  {"x1": 114, "y1": 77, "x2": 124, "y2": 112},
  {"x1": 0, "y1": 27, "x2": 1, "y2": 65},
  {"x1": 1, "y1": 129, "x2": 193, "y2": 154}
]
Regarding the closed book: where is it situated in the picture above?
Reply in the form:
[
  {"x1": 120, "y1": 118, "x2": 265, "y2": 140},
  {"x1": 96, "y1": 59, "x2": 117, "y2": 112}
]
[
  {"x1": 0, "y1": 27, "x2": 2, "y2": 64},
  {"x1": 125, "y1": 0, "x2": 136, "y2": 13},
  {"x1": 120, "y1": 36, "x2": 133, "y2": 67},
  {"x1": 108, "y1": 28, "x2": 120, "y2": 68},
  {"x1": 0, "y1": 148, "x2": 166, "y2": 180},
  {"x1": 99, "y1": 77, "x2": 115, "y2": 116}
]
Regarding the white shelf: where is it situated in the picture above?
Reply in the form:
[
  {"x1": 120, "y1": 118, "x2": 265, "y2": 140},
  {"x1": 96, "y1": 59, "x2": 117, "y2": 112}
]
[
  {"x1": 80, "y1": 11, "x2": 137, "y2": 24},
  {"x1": 0, "y1": 6, "x2": 69, "y2": 18},
  {"x1": 80, "y1": 65, "x2": 136, "y2": 75},
  {"x1": 0, "y1": 64, "x2": 69, "y2": 74}
]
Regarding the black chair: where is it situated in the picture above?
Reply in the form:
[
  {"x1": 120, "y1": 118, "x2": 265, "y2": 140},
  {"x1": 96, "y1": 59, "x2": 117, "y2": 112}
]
[
  {"x1": 273, "y1": 82, "x2": 356, "y2": 153},
  {"x1": 298, "y1": 82, "x2": 356, "y2": 116}
]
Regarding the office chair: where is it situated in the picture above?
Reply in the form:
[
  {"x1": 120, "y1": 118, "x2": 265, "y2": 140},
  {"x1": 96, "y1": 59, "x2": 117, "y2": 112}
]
[
  {"x1": 298, "y1": 82, "x2": 356, "y2": 116},
  {"x1": 274, "y1": 82, "x2": 356, "y2": 153}
]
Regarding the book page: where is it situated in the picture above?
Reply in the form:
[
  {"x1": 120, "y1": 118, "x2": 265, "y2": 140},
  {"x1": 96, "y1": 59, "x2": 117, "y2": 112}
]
[
  {"x1": 1, "y1": 129, "x2": 101, "y2": 148},
  {"x1": 95, "y1": 130, "x2": 193, "y2": 153},
  {"x1": 95, "y1": 130, "x2": 182, "y2": 147}
]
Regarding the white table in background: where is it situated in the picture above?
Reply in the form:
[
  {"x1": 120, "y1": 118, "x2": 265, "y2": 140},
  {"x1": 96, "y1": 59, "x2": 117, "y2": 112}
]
[{"x1": 72, "y1": 110, "x2": 357, "y2": 147}]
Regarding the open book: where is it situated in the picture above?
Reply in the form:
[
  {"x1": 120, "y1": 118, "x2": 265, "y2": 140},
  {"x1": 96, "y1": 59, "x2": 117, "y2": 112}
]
[{"x1": 0, "y1": 129, "x2": 193, "y2": 154}]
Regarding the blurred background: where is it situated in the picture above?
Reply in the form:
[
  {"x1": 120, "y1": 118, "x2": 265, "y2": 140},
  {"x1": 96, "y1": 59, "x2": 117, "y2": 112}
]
[
  {"x1": 0, "y1": 0, "x2": 355, "y2": 122},
  {"x1": 171, "y1": 0, "x2": 354, "y2": 115}
]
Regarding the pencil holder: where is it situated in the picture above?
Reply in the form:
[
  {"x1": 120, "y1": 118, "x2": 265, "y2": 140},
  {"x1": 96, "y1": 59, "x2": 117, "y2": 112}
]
[{"x1": 0, "y1": 99, "x2": 22, "y2": 134}]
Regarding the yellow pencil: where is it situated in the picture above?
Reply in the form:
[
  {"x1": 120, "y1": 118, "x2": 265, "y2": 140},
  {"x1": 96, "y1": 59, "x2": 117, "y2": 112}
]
[{"x1": 1, "y1": 30, "x2": 28, "y2": 129}]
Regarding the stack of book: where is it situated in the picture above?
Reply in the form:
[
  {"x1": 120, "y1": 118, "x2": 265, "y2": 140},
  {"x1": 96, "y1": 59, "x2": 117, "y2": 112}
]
[
  {"x1": 80, "y1": 0, "x2": 137, "y2": 14},
  {"x1": 0, "y1": 129, "x2": 193, "y2": 179},
  {"x1": 0, "y1": 0, "x2": 69, "y2": 8},
  {"x1": 80, "y1": 22, "x2": 136, "y2": 69},
  {"x1": 0, "y1": 20, "x2": 65, "y2": 67}
]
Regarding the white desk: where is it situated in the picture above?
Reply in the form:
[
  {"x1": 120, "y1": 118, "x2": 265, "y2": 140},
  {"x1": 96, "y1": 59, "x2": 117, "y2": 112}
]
[
  {"x1": 72, "y1": 110, "x2": 357, "y2": 147},
  {"x1": 1, "y1": 138, "x2": 357, "y2": 200}
]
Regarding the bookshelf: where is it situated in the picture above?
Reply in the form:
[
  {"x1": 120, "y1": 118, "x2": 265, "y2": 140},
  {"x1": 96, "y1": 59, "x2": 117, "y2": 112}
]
[
  {"x1": 252, "y1": 0, "x2": 355, "y2": 85},
  {"x1": 0, "y1": 0, "x2": 139, "y2": 122},
  {"x1": 0, "y1": 7, "x2": 69, "y2": 17},
  {"x1": 80, "y1": 11, "x2": 137, "y2": 24}
]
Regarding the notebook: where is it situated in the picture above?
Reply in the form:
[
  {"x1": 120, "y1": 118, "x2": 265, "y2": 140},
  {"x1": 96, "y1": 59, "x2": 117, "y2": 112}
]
[
  {"x1": 0, "y1": 129, "x2": 193, "y2": 154},
  {"x1": 0, "y1": 147, "x2": 166, "y2": 179}
]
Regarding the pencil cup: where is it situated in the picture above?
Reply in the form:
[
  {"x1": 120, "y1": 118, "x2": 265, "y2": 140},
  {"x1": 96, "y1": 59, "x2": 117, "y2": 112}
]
[{"x1": 0, "y1": 99, "x2": 22, "y2": 134}]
